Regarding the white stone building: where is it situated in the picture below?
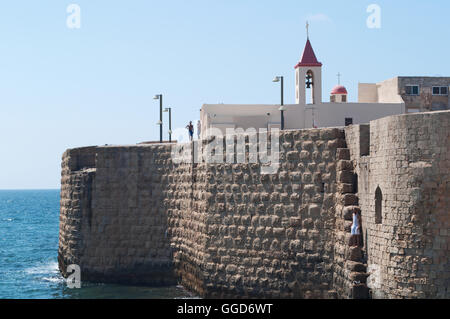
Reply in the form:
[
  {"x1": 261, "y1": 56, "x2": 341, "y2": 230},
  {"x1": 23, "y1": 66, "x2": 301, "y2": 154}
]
[{"x1": 200, "y1": 37, "x2": 407, "y2": 137}]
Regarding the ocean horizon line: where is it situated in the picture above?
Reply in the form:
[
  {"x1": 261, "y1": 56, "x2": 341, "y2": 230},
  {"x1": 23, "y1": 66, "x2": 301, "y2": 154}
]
[{"x1": 0, "y1": 188, "x2": 59, "y2": 191}]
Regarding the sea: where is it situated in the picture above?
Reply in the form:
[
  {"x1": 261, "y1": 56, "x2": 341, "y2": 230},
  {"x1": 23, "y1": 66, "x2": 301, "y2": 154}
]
[{"x1": 0, "y1": 190, "x2": 195, "y2": 299}]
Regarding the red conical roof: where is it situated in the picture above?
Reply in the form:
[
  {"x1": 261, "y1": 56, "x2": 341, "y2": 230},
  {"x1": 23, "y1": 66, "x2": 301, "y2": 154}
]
[{"x1": 295, "y1": 39, "x2": 322, "y2": 69}]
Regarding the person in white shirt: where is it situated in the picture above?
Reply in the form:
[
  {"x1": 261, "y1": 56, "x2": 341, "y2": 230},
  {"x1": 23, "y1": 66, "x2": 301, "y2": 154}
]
[{"x1": 197, "y1": 120, "x2": 201, "y2": 140}]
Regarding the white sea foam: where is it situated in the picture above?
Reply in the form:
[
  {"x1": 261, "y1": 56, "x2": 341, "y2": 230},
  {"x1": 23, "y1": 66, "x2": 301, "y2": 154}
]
[
  {"x1": 42, "y1": 276, "x2": 65, "y2": 283},
  {"x1": 25, "y1": 261, "x2": 59, "y2": 275}
]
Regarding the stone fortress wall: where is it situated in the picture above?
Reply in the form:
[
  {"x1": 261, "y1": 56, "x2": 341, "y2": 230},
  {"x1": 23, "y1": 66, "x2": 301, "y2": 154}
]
[
  {"x1": 58, "y1": 111, "x2": 449, "y2": 298},
  {"x1": 345, "y1": 110, "x2": 449, "y2": 298}
]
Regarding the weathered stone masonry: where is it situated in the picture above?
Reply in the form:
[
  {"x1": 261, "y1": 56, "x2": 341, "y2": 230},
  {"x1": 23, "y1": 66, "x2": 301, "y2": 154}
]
[
  {"x1": 58, "y1": 111, "x2": 450, "y2": 298},
  {"x1": 346, "y1": 111, "x2": 450, "y2": 299}
]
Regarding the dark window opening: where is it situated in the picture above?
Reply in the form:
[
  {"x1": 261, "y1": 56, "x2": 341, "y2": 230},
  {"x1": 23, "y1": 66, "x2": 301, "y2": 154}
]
[
  {"x1": 345, "y1": 118, "x2": 353, "y2": 126},
  {"x1": 342, "y1": 95, "x2": 347, "y2": 102},
  {"x1": 375, "y1": 186, "x2": 383, "y2": 224},
  {"x1": 405, "y1": 85, "x2": 419, "y2": 95},
  {"x1": 352, "y1": 173, "x2": 358, "y2": 194},
  {"x1": 433, "y1": 87, "x2": 440, "y2": 95},
  {"x1": 432, "y1": 86, "x2": 449, "y2": 96}
]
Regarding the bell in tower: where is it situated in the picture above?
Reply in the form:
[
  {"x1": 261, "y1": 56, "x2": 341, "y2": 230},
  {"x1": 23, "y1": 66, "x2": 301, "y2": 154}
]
[{"x1": 306, "y1": 71, "x2": 313, "y2": 89}]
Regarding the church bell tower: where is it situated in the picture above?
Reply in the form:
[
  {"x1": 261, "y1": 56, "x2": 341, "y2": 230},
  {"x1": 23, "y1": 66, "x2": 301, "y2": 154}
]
[{"x1": 295, "y1": 23, "x2": 322, "y2": 105}]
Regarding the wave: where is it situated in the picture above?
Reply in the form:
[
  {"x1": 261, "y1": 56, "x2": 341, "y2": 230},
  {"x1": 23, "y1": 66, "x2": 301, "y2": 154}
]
[
  {"x1": 25, "y1": 261, "x2": 59, "y2": 275},
  {"x1": 41, "y1": 276, "x2": 65, "y2": 284}
]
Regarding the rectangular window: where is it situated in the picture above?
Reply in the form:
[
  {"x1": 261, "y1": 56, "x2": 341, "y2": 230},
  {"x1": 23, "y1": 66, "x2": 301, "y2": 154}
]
[
  {"x1": 432, "y1": 86, "x2": 449, "y2": 95},
  {"x1": 345, "y1": 118, "x2": 353, "y2": 126},
  {"x1": 405, "y1": 85, "x2": 419, "y2": 95},
  {"x1": 342, "y1": 95, "x2": 347, "y2": 102},
  {"x1": 433, "y1": 87, "x2": 440, "y2": 95}
]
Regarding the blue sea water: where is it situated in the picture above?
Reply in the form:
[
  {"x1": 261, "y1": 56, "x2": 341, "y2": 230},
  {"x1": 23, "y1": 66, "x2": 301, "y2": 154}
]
[{"x1": 0, "y1": 190, "x2": 195, "y2": 299}]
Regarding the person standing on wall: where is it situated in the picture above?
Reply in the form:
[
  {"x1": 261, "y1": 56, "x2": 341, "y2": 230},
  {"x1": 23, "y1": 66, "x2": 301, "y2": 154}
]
[
  {"x1": 186, "y1": 121, "x2": 194, "y2": 141},
  {"x1": 197, "y1": 120, "x2": 201, "y2": 140}
]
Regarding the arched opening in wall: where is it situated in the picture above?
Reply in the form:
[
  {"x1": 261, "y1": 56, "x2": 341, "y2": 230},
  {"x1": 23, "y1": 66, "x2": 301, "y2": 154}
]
[
  {"x1": 305, "y1": 70, "x2": 314, "y2": 104},
  {"x1": 375, "y1": 186, "x2": 383, "y2": 224}
]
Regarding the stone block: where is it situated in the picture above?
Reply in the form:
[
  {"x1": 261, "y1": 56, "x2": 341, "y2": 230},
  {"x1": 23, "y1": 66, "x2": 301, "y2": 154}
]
[
  {"x1": 340, "y1": 194, "x2": 358, "y2": 206},
  {"x1": 299, "y1": 150, "x2": 311, "y2": 160},
  {"x1": 345, "y1": 261, "x2": 367, "y2": 273},
  {"x1": 336, "y1": 148, "x2": 350, "y2": 160},
  {"x1": 286, "y1": 151, "x2": 299, "y2": 161},
  {"x1": 301, "y1": 141, "x2": 314, "y2": 151},
  {"x1": 337, "y1": 171, "x2": 353, "y2": 184},
  {"x1": 289, "y1": 217, "x2": 301, "y2": 227},
  {"x1": 308, "y1": 204, "x2": 321, "y2": 218},
  {"x1": 337, "y1": 160, "x2": 353, "y2": 171},
  {"x1": 273, "y1": 228, "x2": 285, "y2": 237},
  {"x1": 338, "y1": 183, "x2": 353, "y2": 194},
  {"x1": 348, "y1": 247, "x2": 362, "y2": 262}
]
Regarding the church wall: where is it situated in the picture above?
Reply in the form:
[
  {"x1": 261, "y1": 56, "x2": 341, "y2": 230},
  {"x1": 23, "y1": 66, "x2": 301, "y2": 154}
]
[
  {"x1": 202, "y1": 102, "x2": 404, "y2": 134},
  {"x1": 313, "y1": 103, "x2": 405, "y2": 128},
  {"x1": 358, "y1": 83, "x2": 378, "y2": 103}
]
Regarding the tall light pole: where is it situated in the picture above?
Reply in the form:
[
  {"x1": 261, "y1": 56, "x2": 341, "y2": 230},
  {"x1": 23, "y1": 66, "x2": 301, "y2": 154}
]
[
  {"x1": 153, "y1": 94, "x2": 163, "y2": 142},
  {"x1": 273, "y1": 76, "x2": 285, "y2": 130},
  {"x1": 164, "y1": 107, "x2": 172, "y2": 142}
]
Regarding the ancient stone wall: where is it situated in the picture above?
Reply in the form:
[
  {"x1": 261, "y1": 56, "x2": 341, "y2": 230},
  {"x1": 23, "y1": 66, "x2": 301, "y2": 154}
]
[
  {"x1": 195, "y1": 129, "x2": 346, "y2": 298},
  {"x1": 59, "y1": 111, "x2": 449, "y2": 298},
  {"x1": 346, "y1": 111, "x2": 450, "y2": 299},
  {"x1": 59, "y1": 145, "x2": 187, "y2": 285},
  {"x1": 59, "y1": 128, "x2": 351, "y2": 298}
]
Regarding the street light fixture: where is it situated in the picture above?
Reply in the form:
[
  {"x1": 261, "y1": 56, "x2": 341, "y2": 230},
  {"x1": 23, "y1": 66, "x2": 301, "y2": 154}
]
[
  {"x1": 154, "y1": 94, "x2": 163, "y2": 142},
  {"x1": 273, "y1": 76, "x2": 285, "y2": 130},
  {"x1": 163, "y1": 107, "x2": 172, "y2": 142}
]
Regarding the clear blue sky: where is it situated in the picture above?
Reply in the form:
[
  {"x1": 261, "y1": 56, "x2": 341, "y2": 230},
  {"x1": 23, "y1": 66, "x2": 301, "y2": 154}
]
[{"x1": 0, "y1": 0, "x2": 449, "y2": 189}]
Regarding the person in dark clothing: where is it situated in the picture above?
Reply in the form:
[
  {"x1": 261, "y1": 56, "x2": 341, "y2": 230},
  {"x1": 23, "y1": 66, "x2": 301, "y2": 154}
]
[{"x1": 186, "y1": 121, "x2": 194, "y2": 141}]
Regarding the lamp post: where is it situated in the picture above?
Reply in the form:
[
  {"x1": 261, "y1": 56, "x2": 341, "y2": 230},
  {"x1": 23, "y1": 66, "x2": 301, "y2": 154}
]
[
  {"x1": 273, "y1": 76, "x2": 285, "y2": 130},
  {"x1": 153, "y1": 94, "x2": 163, "y2": 142},
  {"x1": 164, "y1": 107, "x2": 172, "y2": 142}
]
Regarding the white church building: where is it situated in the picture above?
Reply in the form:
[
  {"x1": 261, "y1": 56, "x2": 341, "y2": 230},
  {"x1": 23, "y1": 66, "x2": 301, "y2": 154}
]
[{"x1": 199, "y1": 36, "x2": 405, "y2": 137}]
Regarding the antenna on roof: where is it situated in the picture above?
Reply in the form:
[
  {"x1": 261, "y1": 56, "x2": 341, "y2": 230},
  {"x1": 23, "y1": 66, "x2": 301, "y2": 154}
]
[{"x1": 337, "y1": 72, "x2": 342, "y2": 85}]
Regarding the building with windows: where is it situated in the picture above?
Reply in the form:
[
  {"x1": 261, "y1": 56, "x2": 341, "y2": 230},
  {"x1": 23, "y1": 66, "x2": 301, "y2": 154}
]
[
  {"x1": 359, "y1": 77, "x2": 450, "y2": 113},
  {"x1": 200, "y1": 35, "x2": 447, "y2": 137}
]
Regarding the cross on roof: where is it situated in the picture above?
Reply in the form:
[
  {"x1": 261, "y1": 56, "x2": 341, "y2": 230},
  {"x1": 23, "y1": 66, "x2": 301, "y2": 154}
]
[
  {"x1": 337, "y1": 72, "x2": 342, "y2": 85},
  {"x1": 306, "y1": 21, "x2": 309, "y2": 39}
]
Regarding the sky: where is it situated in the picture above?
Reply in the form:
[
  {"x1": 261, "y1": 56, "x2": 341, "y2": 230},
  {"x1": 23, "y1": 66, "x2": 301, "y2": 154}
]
[{"x1": 0, "y1": 0, "x2": 449, "y2": 189}]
